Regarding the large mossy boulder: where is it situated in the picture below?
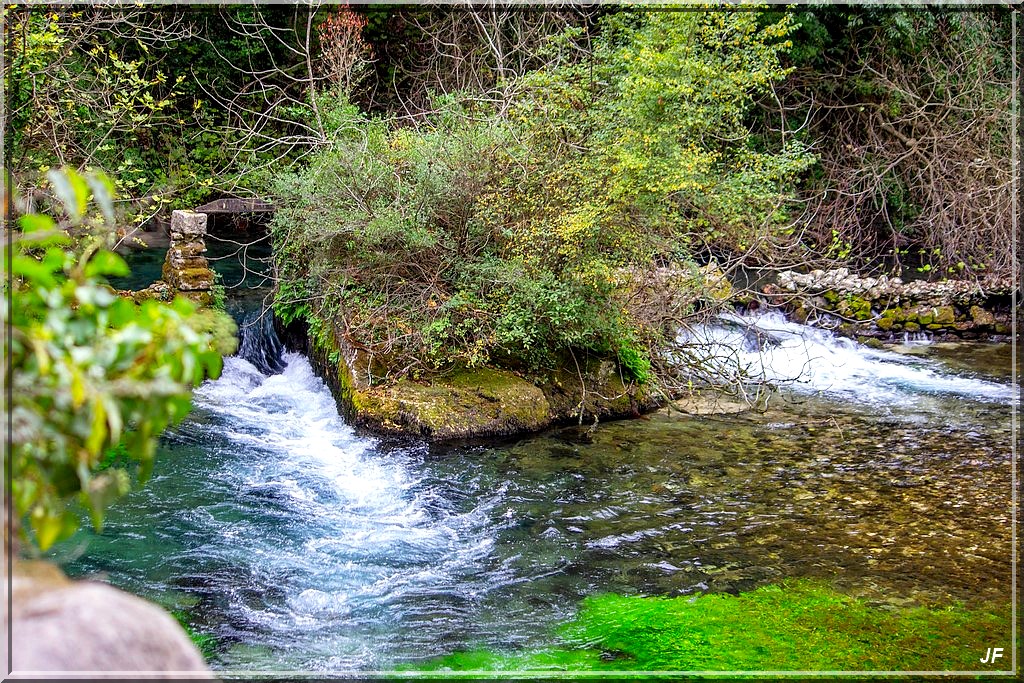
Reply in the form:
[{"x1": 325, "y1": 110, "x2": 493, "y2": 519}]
[
  {"x1": 349, "y1": 368, "x2": 551, "y2": 439},
  {"x1": 294, "y1": 322, "x2": 659, "y2": 441}
]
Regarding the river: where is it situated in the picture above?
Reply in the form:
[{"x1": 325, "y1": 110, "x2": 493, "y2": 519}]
[{"x1": 58, "y1": 246, "x2": 1017, "y2": 672}]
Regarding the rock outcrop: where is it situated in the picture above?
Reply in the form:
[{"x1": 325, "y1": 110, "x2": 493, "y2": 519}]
[
  {"x1": 278, "y1": 320, "x2": 660, "y2": 441},
  {"x1": 321, "y1": 343, "x2": 661, "y2": 442}
]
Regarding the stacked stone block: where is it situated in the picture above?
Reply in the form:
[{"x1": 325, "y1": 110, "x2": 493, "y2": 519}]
[{"x1": 162, "y1": 210, "x2": 215, "y2": 295}]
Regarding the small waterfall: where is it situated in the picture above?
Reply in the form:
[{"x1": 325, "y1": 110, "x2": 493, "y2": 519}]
[
  {"x1": 182, "y1": 345, "x2": 504, "y2": 670},
  {"x1": 235, "y1": 310, "x2": 286, "y2": 375},
  {"x1": 680, "y1": 310, "x2": 1016, "y2": 407}
]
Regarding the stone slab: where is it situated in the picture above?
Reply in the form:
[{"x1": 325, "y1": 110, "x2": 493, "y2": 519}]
[
  {"x1": 170, "y1": 210, "x2": 207, "y2": 238},
  {"x1": 167, "y1": 254, "x2": 210, "y2": 271}
]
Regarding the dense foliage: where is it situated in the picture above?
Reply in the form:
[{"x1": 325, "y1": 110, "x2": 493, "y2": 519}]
[
  {"x1": 772, "y1": 7, "x2": 1015, "y2": 278},
  {"x1": 5, "y1": 4, "x2": 1016, "y2": 410},
  {"x1": 6, "y1": 4, "x2": 1012, "y2": 275},
  {"x1": 2, "y1": 4, "x2": 336, "y2": 221},
  {"x1": 4, "y1": 171, "x2": 227, "y2": 550},
  {"x1": 271, "y1": 11, "x2": 812, "y2": 389}
]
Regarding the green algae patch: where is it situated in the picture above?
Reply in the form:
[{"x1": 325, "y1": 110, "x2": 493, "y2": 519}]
[
  {"x1": 171, "y1": 609, "x2": 218, "y2": 660},
  {"x1": 414, "y1": 580, "x2": 1012, "y2": 673}
]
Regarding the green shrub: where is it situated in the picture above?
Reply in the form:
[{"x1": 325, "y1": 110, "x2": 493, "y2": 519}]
[
  {"x1": 270, "y1": 11, "x2": 812, "y2": 389},
  {"x1": 5, "y1": 169, "x2": 226, "y2": 551}
]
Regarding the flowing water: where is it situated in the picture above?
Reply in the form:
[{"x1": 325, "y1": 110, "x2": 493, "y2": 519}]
[{"x1": 55, "y1": 294, "x2": 1017, "y2": 672}]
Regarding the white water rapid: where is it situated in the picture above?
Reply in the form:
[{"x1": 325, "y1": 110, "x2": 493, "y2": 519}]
[
  {"x1": 184, "y1": 352, "x2": 508, "y2": 669},
  {"x1": 679, "y1": 310, "x2": 1016, "y2": 408}
]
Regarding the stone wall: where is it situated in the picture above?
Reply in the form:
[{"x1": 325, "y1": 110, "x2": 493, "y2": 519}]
[{"x1": 763, "y1": 268, "x2": 1015, "y2": 340}]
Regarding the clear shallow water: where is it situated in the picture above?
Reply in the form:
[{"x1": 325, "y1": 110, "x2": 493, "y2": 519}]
[{"x1": 54, "y1": 311, "x2": 1017, "y2": 672}]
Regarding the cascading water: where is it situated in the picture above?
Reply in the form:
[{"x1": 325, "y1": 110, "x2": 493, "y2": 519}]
[
  {"x1": 679, "y1": 310, "x2": 1017, "y2": 411},
  {"x1": 57, "y1": 303, "x2": 1016, "y2": 673},
  {"x1": 139, "y1": 313, "x2": 520, "y2": 669},
  {"x1": 234, "y1": 310, "x2": 286, "y2": 375}
]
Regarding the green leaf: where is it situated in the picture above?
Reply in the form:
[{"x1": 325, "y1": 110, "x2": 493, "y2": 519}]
[
  {"x1": 84, "y1": 250, "x2": 129, "y2": 278},
  {"x1": 86, "y1": 398, "x2": 108, "y2": 456},
  {"x1": 85, "y1": 172, "x2": 117, "y2": 224},
  {"x1": 10, "y1": 171, "x2": 228, "y2": 550},
  {"x1": 102, "y1": 394, "x2": 123, "y2": 444},
  {"x1": 43, "y1": 247, "x2": 69, "y2": 271},
  {"x1": 19, "y1": 213, "x2": 57, "y2": 235},
  {"x1": 202, "y1": 350, "x2": 224, "y2": 380},
  {"x1": 31, "y1": 506, "x2": 77, "y2": 551},
  {"x1": 12, "y1": 255, "x2": 57, "y2": 287},
  {"x1": 109, "y1": 297, "x2": 138, "y2": 326},
  {"x1": 84, "y1": 470, "x2": 130, "y2": 531}
]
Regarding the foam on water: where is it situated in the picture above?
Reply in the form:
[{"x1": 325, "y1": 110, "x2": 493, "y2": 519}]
[
  {"x1": 679, "y1": 310, "x2": 1016, "y2": 407},
  {"x1": 185, "y1": 352, "x2": 504, "y2": 667}
]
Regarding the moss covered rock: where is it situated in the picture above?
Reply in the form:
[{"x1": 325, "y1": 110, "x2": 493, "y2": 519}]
[
  {"x1": 297, "y1": 322, "x2": 659, "y2": 441},
  {"x1": 163, "y1": 262, "x2": 215, "y2": 291},
  {"x1": 352, "y1": 368, "x2": 551, "y2": 439},
  {"x1": 969, "y1": 305, "x2": 996, "y2": 326},
  {"x1": 875, "y1": 308, "x2": 901, "y2": 331},
  {"x1": 932, "y1": 305, "x2": 956, "y2": 325}
]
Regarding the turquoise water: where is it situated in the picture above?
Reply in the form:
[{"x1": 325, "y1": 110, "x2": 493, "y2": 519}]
[{"x1": 52, "y1": 297, "x2": 1017, "y2": 673}]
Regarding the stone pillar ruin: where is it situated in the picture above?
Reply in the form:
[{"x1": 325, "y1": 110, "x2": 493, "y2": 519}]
[{"x1": 161, "y1": 210, "x2": 216, "y2": 303}]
